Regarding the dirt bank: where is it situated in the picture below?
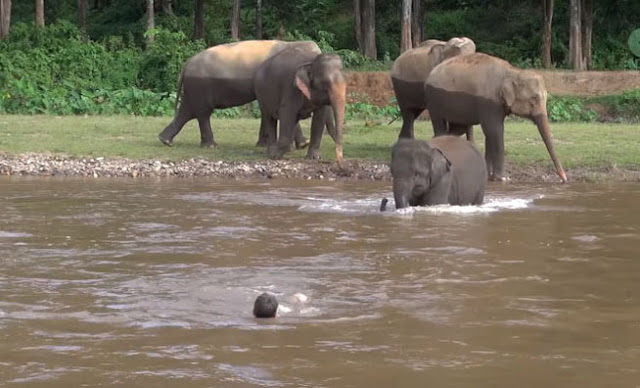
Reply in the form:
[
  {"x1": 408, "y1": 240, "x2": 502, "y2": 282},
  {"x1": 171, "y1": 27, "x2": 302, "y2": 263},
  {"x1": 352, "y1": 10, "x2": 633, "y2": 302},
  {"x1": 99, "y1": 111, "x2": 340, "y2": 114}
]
[
  {"x1": 347, "y1": 70, "x2": 640, "y2": 107},
  {"x1": 1, "y1": 153, "x2": 638, "y2": 183}
]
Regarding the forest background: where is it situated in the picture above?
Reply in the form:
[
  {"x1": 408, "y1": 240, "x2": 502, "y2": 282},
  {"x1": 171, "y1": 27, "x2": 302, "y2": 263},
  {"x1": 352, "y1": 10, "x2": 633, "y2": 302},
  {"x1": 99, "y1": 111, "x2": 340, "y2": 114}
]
[{"x1": 0, "y1": 0, "x2": 639, "y2": 121}]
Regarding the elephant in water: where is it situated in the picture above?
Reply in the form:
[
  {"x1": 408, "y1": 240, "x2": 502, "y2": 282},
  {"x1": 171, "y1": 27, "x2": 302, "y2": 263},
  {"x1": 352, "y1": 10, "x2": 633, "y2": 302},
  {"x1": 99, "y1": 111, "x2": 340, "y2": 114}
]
[
  {"x1": 385, "y1": 136, "x2": 487, "y2": 210},
  {"x1": 425, "y1": 52, "x2": 567, "y2": 182},
  {"x1": 254, "y1": 46, "x2": 346, "y2": 165},
  {"x1": 157, "y1": 40, "x2": 317, "y2": 149},
  {"x1": 390, "y1": 37, "x2": 476, "y2": 140}
]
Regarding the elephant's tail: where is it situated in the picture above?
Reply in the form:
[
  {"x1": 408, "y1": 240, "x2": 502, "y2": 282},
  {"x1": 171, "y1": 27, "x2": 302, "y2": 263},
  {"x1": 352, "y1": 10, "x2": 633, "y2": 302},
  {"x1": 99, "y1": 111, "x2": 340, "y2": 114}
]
[{"x1": 174, "y1": 68, "x2": 185, "y2": 113}]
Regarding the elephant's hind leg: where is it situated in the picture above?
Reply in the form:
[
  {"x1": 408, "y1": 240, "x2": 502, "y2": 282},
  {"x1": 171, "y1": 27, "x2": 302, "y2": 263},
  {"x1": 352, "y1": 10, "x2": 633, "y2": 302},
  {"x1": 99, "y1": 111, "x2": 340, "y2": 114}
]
[
  {"x1": 158, "y1": 105, "x2": 195, "y2": 146},
  {"x1": 398, "y1": 107, "x2": 423, "y2": 139},
  {"x1": 197, "y1": 112, "x2": 218, "y2": 148},
  {"x1": 449, "y1": 123, "x2": 474, "y2": 142},
  {"x1": 430, "y1": 114, "x2": 449, "y2": 138}
]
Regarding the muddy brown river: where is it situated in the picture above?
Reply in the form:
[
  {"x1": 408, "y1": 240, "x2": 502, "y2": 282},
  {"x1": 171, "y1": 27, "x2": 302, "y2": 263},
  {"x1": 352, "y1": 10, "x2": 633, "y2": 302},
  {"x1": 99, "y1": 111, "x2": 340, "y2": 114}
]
[{"x1": 0, "y1": 177, "x2": 638, "y2": 386}]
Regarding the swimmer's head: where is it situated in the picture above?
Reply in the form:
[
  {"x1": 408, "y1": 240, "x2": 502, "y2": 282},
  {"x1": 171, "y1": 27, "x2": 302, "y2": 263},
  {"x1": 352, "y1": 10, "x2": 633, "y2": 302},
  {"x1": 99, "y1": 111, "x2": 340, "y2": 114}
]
[{"x1": 253, "y1": 292, "x2": 278, "y2": 318}]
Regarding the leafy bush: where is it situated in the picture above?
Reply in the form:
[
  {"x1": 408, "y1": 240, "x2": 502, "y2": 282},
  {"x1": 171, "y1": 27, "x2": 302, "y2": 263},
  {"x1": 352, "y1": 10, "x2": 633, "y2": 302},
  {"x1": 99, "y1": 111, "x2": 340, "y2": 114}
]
[
  {"x1": 346, "y1": 98, "x2": 399, "y2": 121},
  {"x1": 547, "y1": 95, "x2": 599, "y2": 122},
  {"x1": 138, "y1": 29, "x2": 206, "y2": 92},
  {"x1": 596, "y1": 89, "x2": 640, "y2": 122}
]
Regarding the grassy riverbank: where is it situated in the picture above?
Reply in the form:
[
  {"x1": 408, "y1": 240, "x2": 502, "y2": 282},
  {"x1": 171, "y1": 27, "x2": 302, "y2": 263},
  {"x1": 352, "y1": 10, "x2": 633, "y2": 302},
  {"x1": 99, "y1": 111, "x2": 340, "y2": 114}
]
[{"x1": 0, "y1": 115, "x2": 638, "y2": 181}]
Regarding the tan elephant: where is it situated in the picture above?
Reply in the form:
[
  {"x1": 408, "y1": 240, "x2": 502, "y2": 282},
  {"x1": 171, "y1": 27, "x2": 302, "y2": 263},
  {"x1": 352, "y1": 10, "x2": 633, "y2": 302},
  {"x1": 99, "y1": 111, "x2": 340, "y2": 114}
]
[
  {"x1": 425, "y1": 52, "x2": 567, "y2": 182},
  {"x1": 391, "y1": 37, "x2": 476, "y2": 139},
  {"x1": 157, "y1": 40, "x2": 316, "y2": 149}
]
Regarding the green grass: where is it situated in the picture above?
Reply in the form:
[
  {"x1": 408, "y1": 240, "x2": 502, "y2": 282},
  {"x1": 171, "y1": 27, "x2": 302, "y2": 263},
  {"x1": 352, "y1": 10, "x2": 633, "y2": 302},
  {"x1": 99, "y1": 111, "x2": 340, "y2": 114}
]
[{"x1": 0, "y1": 115, "x2": 638, "y2": 169}]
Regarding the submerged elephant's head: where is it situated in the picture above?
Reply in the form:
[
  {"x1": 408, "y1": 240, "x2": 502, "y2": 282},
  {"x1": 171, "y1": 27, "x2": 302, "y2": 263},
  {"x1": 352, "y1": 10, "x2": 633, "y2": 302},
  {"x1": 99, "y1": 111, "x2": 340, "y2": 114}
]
[
  {"x1": 295, "y1": 54, "x2": 347, "y2": 165},
  {"x1": 501, "y1": 70, "x2": 567, "y2": 182},
  {"x1": 390, "y1": 139, "x2": 452, "y2": 210}
]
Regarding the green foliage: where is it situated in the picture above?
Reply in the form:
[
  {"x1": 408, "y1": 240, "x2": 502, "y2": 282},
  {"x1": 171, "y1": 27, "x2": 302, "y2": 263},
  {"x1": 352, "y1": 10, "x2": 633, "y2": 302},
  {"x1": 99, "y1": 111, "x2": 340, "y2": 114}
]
[
  {"x1": 595, "y1": 89, "x2": 640, "y2": 122},
  {"x1": 346, "y1": 98, "x2": 400, "y2": 121},
  {"x1": 547, "y1": 95, "x2": 599, "y2": 122},
  {"x1": 138, "y1": 29, "x2": 206, "y2": 92},
  {"x1": 628, "y1": 29, "x2": 640, "y2": 58}
]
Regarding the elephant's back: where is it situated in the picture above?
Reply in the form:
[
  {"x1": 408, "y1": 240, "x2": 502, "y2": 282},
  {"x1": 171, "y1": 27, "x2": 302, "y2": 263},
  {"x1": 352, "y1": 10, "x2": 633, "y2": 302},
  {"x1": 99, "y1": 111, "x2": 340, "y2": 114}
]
[
  {"x1": 428, "y1": 136, "x2": 486, "y2": 174},
  {"x1": 259, "y1": 45, "x2": 322, "y2": 81},
  {"x1": 429, "y1": 136, "x2": 487, "y2": 205},
  {"x1": 426, "y1": 53, "x2": 509, "y2": 96},
  {"x1": 391, "y1": 44, "x2": 444, "y2": 82},
  {"x1": 186, "y1": 40, "x2": 291, "y2": 79}
]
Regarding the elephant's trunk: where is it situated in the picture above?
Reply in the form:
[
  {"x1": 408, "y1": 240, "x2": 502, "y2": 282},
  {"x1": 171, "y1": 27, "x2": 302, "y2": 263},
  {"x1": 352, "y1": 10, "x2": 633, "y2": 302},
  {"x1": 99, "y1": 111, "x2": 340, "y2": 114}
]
[
  {"x1": 533, "y1": 112, "x2": 568, "y2": 183},
  {"x1": 329, "y1": 80, "x2": 346, "y2": 167},
  {"x1": 393, "y1": 180, "x2": 410, "y2": 210}
]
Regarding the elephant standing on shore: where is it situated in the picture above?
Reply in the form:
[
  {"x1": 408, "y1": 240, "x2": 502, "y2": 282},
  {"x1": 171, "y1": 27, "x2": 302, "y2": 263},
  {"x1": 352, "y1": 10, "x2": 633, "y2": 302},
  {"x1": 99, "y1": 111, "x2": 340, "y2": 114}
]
[
  {"x1": 254, "y1": 46, "x2": 346, "y2": 165},
  {"x1": 424, "y1": 52, "x2": 567, "y2": 182},
  {"x1": 387, "y1": 136, "x2": 486, "y2": 210},
  {"x1": 391, "y1": 37, "x2": 476, "y2": 140},
  {"x1": 157, "y1": 40, "x2": 316, "y2": 149}
]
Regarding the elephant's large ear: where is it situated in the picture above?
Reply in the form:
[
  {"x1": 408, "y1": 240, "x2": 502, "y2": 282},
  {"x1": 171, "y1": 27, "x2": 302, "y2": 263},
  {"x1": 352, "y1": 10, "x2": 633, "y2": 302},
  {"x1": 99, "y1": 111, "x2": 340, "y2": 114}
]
[
  {"x1": 430, "y1": 148, "x2": 452, "y2": 184},
  {"x1": 295, "y1": 63, "x2": 313, "y2": 100},
  {"x1": 500, "y1": 78, "x2": 517, "y2": 110}
]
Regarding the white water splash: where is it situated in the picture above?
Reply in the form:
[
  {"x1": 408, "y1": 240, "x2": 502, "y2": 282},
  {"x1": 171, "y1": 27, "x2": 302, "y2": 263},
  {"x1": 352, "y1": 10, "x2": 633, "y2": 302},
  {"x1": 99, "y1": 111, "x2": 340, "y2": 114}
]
[
  {"x1": 299, "y1": 194, "x2": 540, "y2": 215},
  {"x1": 411, "y1": 197, "x2": 536, "y2": 214}
]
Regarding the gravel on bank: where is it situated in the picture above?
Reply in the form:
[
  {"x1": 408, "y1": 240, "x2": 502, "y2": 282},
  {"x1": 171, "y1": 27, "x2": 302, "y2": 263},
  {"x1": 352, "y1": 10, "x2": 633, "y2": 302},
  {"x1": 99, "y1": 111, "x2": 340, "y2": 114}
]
[
  {"x1": 1, "y1": 153, "x2": 638, "y2": 183},
  {"x1": 0, "y1": 153, "x2": 391, "y2": 180}
]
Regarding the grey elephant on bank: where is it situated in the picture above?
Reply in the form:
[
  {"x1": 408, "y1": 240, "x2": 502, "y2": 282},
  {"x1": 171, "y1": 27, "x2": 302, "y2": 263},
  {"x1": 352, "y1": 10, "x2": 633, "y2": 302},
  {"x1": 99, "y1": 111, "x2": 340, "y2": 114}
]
[
  {"x1": 425, "y1": 52, "x2": 567, "y2": 182},
  {"x1": 385, "y1": 136, "x2": 487, "y2": 210},
  {"x1": 391, "y1": 37, "x2": 476, "y2": 140},
  {"x1": 157, "y1": 40, "x2": 316, "y2": 149},
  {"x1": 254, "y1": 45, "x2": 346, "y2": 165}
]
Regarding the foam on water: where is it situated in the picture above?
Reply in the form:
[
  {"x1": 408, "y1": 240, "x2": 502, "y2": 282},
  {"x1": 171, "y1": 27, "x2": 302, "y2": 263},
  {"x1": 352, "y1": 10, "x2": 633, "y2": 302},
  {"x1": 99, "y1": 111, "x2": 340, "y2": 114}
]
[{"x1": 298, "y1": 194, "x2": 541, "y2": 215}]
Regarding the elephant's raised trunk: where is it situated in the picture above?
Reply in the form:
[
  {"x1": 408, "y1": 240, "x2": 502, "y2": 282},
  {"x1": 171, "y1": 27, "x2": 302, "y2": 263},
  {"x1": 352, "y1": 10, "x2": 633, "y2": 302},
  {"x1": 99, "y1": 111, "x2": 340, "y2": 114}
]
[
  {"x1": 533, "y1": 112, "x2": 567, "y2": 183},
  {"x1": 329, "y1": 80, "x2": 346, "y2": 167}
]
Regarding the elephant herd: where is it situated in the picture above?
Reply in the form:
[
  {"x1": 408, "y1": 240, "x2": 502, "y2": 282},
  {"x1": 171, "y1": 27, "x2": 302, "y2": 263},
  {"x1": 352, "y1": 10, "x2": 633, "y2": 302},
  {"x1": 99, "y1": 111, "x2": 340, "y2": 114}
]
[{"x1": 157, "y1": 37, "x2": 568, "y2": 211}]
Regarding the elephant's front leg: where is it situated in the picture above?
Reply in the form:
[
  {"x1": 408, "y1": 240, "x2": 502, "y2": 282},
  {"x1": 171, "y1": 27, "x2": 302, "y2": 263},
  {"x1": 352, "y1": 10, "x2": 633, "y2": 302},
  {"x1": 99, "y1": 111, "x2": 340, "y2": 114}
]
[
  {"x1": 267, "y1": 109, "x2": 298, "y2": 159},
  {"x1": 481, "y1": 119, "x2": 506, "y2": 181},
  {"x1": 256, "y1": 115, "x2": 277, "y2": 147},
  {"x1": 294, "y1": 123, "x2": 309, "y2": 149},
  {"x1": 306, "y1": 107, "x2": 329, "y2": 160}
]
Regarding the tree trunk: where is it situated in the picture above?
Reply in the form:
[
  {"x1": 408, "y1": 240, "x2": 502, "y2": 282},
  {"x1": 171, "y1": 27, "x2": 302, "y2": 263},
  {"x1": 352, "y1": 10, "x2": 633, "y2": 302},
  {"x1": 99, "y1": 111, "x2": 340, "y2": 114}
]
[
  {"x1": 0, "y1": 0, "x2": 12, "y2": 39},
  {"x1": 35, "y1": 0, "x2": 44, "y2": 28},
  {"x1": 193, "y1": 0, "x2": 205, "y2": 40},
  {"x1": 541, "y1": 0, "x2": 554, "y2": 68},
  {"x1": 411, "y1": 0, "x2": 423, "y2": 47},
  {"x1": 77, "y1": 0, "x2": 87, "y2": 39},
  {"x1": 401, "y1": 0, "x2": 412, "y2": 52},
  {"x1": 255, "y1": 0, "x2": 262, "y2": 39},
  {"x1": 581, "y1": 0, "x2": 593, "y2": 69},
  {"x1": 354, "y1": 0, "x2": 363, "y2": 54},
  {"x1": 362, "y1": 0, "x2": 376, "y2": 60},
  {"x1": 146, "y1": 0, "x2": 154, "y2": 46},
  {"x1": 161, "y1": 0, "x2": 173, "y2": 15},
  {"x1": 231, "y1": 0, "x2": 240, "y2": 40},
  {"x1": 569, "y1": 0, "x2": 584, "y2": 70}
]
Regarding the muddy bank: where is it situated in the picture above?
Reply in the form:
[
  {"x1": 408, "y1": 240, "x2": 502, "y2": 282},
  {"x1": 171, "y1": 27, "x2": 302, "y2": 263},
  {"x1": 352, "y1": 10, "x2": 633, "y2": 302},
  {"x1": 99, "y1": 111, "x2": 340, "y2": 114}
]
[
  {"x1": 347, "y1": 70, "x2": 640, "y2": 107},
  {"x1": 1, "y1": 153, "x2": 638, "y2": 183}
]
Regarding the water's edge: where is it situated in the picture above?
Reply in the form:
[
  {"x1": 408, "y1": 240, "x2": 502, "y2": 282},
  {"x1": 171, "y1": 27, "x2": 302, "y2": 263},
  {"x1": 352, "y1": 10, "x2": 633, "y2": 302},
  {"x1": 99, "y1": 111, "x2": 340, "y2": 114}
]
[{"x1": 2, "y1": 152, "x2": 638, "y2": 182}]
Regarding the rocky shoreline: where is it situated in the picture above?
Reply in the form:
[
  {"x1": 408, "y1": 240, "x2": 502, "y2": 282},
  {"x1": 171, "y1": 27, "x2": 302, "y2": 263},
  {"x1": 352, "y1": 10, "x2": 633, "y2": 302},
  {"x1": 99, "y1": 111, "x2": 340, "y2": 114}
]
[
  {"x1": 1, "y1": 153, "x2": 638, "y2": 183},
  {"x1": 0, "y1": 153, "x2": 391, "y2": 180}
]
